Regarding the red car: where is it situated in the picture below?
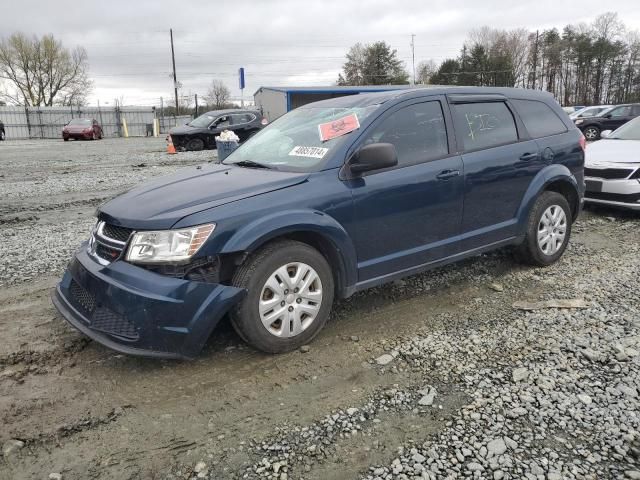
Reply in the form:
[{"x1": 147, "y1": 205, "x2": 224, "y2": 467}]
[{"x1": 62, "y1": 118, "x2": 103, "y2": 141}]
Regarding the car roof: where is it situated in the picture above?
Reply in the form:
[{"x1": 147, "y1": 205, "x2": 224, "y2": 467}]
[
  {"x1": 202, "y1": 109, "x2": 259, "y2": 116},
  {"x1": 300, "y1": 86, "x2": 558, "y2": 109}
]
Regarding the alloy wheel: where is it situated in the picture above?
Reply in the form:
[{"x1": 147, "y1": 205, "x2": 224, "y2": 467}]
[
  {"x1": 537, "y1": 205, "x2": 567, "y2": 256},
  {"x1": 584, "y1": 127, "x2": 599, "y2": 140},
  {"x1": 259, "y1": 262, "x2": 323, "y2": 338}
]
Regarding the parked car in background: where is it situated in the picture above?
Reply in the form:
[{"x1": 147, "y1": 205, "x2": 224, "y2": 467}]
[
  {"x1": 168, "y1": 109, "x2": 266, "y2": 151},
  {"x1": 63, "y1": 118, "x2": 103, "y2": 141},
  {"x1": 584, "y1": 116, "x2": 640, "y2": 210},
  {"x1": 562, "y1": 105, "x2": 586, "y2": 114},
  {"x1": 52, "y1": 87, "x2": 584, "y2": 358},
  {"x1": 575, "y1": 103, "x2": 640, "y2": 140},
  {"x1": 569, "y1": 105, "x2": 612, "y2": 120},
  {"x1": 0, "y1": 120, "x2": 5, "y2": 141}
]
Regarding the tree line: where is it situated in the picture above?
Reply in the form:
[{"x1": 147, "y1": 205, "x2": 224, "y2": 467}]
[{"x1": 338, "y1": 12, "x2": 640, "y2": 106}]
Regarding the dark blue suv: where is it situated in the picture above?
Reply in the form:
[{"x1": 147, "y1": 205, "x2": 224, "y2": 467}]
[{"x1": 53, "y1": 87, "x2": 585, "y2": 358}]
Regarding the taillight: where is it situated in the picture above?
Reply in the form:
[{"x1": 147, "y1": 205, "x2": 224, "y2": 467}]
[
  {"x1": 260, "y1": 118, "x2": 268, "y2": 126},
  {"x1": 579, "y1": 134, "x2": 586, "y2": 151}
]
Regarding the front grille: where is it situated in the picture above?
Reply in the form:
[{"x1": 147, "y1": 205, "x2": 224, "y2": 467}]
[
  {"x1": 91, "y1": 307, "x2": 139, "y2": 341},
  {"x1": 96, "y1": 243, "x2": 122, "y2": 262},
  {"x1": 584, "y1": 167, "x2": 634, "y2": 180},
  {"x1": 585, "y1": 191, "x2": 640, "y2": 203},
  {"x1": 69, "y1": 279, "x2": 96, "y2": 316},
  {"x1": 102, "y1": 224, "x2": 133, "y2": 242}
]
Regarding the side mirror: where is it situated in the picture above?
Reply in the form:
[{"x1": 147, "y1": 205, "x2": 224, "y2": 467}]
[
  {"x1": 349, "y1": 143, "x2": 398, "y2": 175},
  {"x1": 600, "y1": 130, "x2": 612, "y2": 138},
  {"x1": 604, "y1": 113, "x2": 612, "y2": 119}
]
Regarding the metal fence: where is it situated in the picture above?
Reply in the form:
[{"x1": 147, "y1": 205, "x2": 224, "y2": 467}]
[{"x1": 0, "y1": 106, "x2": 193, "y2": 140}]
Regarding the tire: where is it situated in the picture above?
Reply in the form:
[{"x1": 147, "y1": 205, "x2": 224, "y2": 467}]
[
  {"x1": 0, "y1": 130, "x2": 5, "y2": 141},
  {"x1": 515, "y1": 191, "x2": 572, "y2": 267},
  {"x1": 63, "y1": 137, "x2": 69, "y2": 142},
  {"x1": 583, "y1": 126, "x2": 600, "y2": 141},
  {"x1": 186, "y1": 138, "x2": 205, "y2": 151},
  {"x1": 230, "y1": 240, "x2": 335, "y2": 353}
]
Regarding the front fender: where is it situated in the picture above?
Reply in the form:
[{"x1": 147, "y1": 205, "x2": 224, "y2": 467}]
[
  {"x1": 220, "y1": 209, "x2": 358, "y2": 297},
  {"x1": 515, "y1": 164, "x2": 580, "y2": 235}
]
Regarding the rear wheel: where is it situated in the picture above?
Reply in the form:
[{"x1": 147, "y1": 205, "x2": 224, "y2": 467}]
[
  {"x1": 583, "y1": 126, "x2": 600, "y2": 141},
  {"x1": 186, "y1": 138, "x2": 205, "y2": 151},
  {"x1": 230, "y1": 240, "x2": 334, "y2": 353},
  {"x1": 0, "y1": 130, "x2": 5, "y2": 141},
  {"x1": 515, "y1": 191, "x2": 572, "y2": 266}
]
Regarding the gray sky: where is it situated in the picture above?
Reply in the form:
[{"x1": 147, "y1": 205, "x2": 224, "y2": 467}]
[{"x1": 3, "y1": 0, "x2": 640, "y2": 107}]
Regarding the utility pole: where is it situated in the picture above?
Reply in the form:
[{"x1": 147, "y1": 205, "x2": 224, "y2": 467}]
[
  {"x1": 410, "y1": 34, "x2": 416, "y2": 85},
  {"x1": 170, "y1": 28, "x2": 179, "y2": 116},
  {"x1": 194, "y1": 93, "x2": 198, "y2": 117}
]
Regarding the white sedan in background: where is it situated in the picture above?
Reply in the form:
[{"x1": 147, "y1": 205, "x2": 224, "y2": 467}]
[{"x1": 584, "y1": 116, "x2": 640, "y2": 210}]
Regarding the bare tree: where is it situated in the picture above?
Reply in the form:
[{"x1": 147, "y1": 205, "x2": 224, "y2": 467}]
[
  {"x1": 205, "y1": 80, "x2": 231, "y2": 109},
  {"x1": 416, "y1": 60, "x2": 438, "y2": 84},
  {"x1": 0, "y1": 33, "x2": 91, "y2": 106}
]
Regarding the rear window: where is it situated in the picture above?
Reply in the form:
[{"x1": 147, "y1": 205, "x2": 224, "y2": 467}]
[
  {"x1": 512, "y1": 99, "x2": 567, "y2": 138},
  {"x1": 452, "y1": 102, "x2": 518, "y2": 151}
]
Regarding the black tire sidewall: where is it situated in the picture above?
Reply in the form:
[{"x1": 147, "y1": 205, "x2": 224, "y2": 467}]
[
  {"x1": 521, "y1": 191, "x2": 572, "y2": 266},
  {"x1": 231, "y1": 241, "x2": 334, "y2": 353},
  {"x1": 187, "y1": 138, "x2": 204, "y2": 151}
]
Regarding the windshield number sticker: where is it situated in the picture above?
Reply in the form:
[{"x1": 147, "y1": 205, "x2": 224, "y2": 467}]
[
  {"x1": 289, "y1": 146, "x2": 329, "y2": 159},
  {"x1": 318, "y1": 113, "x2": 360, "y2": 142}
]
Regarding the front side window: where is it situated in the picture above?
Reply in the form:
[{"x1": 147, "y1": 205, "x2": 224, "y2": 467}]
[
  {"x1": 360, "y1": 101, "x2": 448, "y2": 167},
  {"x1": 512, "y1": 99, "x2": 567, "y2": 138},
  {"x1": 453, "y1": 102, "x2": 518, "y2": 151},
  {"x1": 215, "y1": 116, "x2": 231, "y2": 128}
]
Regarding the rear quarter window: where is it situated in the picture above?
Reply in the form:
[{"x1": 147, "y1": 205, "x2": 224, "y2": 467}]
[
  {"x1": 452, "y1": 102, "x2": 518, "y2": 151},
  {"x1": 512, "y1": 99, "x2": 567, "y2": 138}
]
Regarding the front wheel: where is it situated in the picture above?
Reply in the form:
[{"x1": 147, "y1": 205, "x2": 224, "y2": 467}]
[
  {"x1": 583, "y1": 126, "x2": 600, "y2": 141},
  {"x1": 230, "y1": 240, "x2": 334, "y2": 353},
  {"x1": 0, "y1": 130, "x2": 6, "y2": 141},
  {"x1": 186, "y1": 138, "x2": 205, "y2": 151},
  {"x1": 515, "y1": 191, "x2": 572, "y2": 267}
]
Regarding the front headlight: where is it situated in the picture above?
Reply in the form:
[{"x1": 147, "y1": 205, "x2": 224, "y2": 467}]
[
  {"x1": 575, "y1": 119, "x2": 584, "y2": 125},
  {"x1": 126, "y1": 223, "x2": 215, "y2": 264}
]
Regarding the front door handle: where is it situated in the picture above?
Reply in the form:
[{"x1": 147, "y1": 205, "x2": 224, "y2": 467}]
[
  {"x1": 519, "y1": 152, "x2": 538, "y2": 161},
  {"x1": 436, "y1": 169, "x2": 461, "y2": 180}
]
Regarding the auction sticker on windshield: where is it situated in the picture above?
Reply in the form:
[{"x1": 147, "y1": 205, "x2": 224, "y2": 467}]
[
  {"x1": 289, "y1": 146, "x2": 329, "y2": 159},
  {"x1": 318, "y1": 113, "x2": 360, "y2": 142}
]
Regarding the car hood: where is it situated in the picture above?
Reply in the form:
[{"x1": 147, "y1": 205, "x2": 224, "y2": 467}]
[
  {"x1": 169, "y1": 124, "x2": 205, "y2": 136},
  {"x1": 99, "y1": 163, "x2": 309, "y2": 230},
  {"x1": 586, "y1": 139, "x2": 640, "y2": 166}
]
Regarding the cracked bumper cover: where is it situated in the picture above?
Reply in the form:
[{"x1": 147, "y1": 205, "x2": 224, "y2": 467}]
[{"x1": 52, "y1": 245, "x2": 246, "y2": 359}]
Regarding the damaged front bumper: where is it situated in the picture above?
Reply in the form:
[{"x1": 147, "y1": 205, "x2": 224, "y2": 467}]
[{"x1": 52, "y1": 245, "x2": 245, "y2": 359}]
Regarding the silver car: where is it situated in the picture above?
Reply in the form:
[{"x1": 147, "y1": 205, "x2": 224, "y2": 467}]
[{"x1": 584, "y1": 117, "x2": 640, "y2": 210}]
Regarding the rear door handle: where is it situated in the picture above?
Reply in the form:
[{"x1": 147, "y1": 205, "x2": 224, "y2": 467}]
[
  {"x1": 519, "y1": 152, "x2": 538, "y2": 161},
  {"x1": 436, "y1": 169, "x2": 461, "y2": 180}
]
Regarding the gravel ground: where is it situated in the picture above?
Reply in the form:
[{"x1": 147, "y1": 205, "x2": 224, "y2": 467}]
[{"x1": 0, "y1": 138, "x2": 639, "y2": 480}]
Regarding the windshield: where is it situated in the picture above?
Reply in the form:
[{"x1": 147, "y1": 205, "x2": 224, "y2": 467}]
[
  {"x1": 223, "y1": 105, "x2": 379, "y2": 172},
  {"x1": 608, "y1": 117, "x2": 640, "y2": 140},
  {"x1": 189, "y1": 113, "x2": 216, "y2": 128},
  {"x1": 68, "y1": 119, "x2": 92, "y2": 125}
]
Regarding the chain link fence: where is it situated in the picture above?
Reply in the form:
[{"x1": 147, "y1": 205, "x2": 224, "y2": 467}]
[{"x1": 0, "y1": 106, "x2": 192, "y2": 140}]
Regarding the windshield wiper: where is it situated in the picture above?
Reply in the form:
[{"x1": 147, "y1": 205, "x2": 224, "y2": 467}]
[{"x1": 232, "y1": 160, "x2": 272, "y2": 169}]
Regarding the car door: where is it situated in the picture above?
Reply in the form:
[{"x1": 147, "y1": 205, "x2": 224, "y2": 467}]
[
  {"x1": 449, "y1": 96, "x2": 543, "y2": 249},
  {"x1": 602, "y1": 105, "x2": 634, "y2": 130},
  {"x1": 346, "y1": 97, "x2": 464, "y2": 283},
  {"x1": 207, "y1": 115, "x2": 231, "y2": 147},
  {"x1": 230, "y1": 112, "x2": 257, "y2": 142}
]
